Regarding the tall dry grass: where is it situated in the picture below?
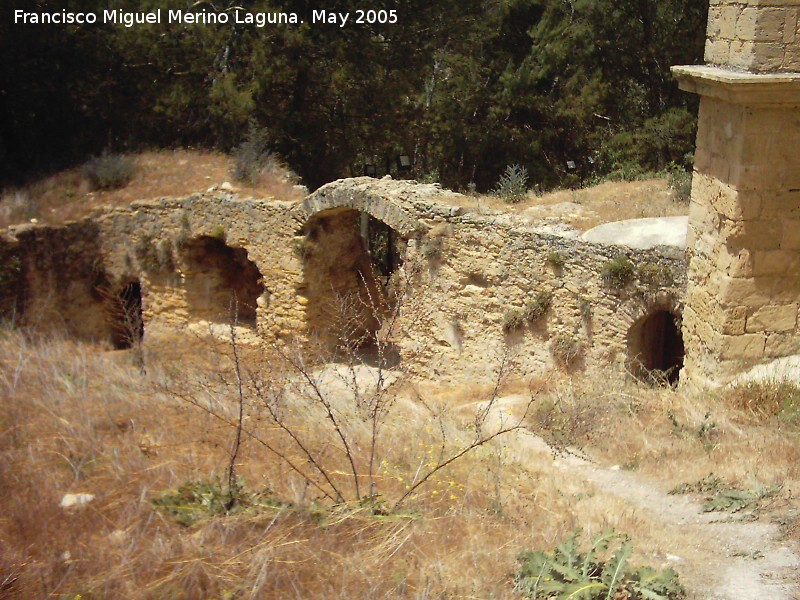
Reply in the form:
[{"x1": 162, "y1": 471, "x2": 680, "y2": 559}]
[{"x1": 2, "y1": 329, "x2": 799, "y2": 598}]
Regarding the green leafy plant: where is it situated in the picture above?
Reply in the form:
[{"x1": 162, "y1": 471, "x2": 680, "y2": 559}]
[
  {"x1": 669, "y1": 474, "x2": 782, "y2": 514},
  {"x1": 82, "y1": 153, "x2": 136, "y2": 190},
  {"x1": 516, "y1": 529, "x2": 685, "y2": 599},
  {"x1": 601, "y1": 255, "x2": 635, "y2": 289},
  {"x1": 152, "y1": 479, "x2": 283, "y2": 527},
  {"x1": 665, "y1": 159, "x2": 693, "y2": 203},
  {"x1": 494, "y1": 164, "x2": 529, "y2": 203},
  {"x1": 209, "y1": 225, "x2": 227, "y2": 240},
  {"x1": 547, "y1": 251, "x2": 566, "y2": 270}
]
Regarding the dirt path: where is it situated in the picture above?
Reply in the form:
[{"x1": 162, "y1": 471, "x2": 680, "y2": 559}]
[{"x1": 502, "y1": 407, "x2": 800, "y2": 599}]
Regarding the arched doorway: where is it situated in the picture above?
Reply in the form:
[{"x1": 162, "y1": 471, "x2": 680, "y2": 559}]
[
  {"x1": 627, "y1": 310, "x2": 685, "y2": 385},
  {"x1": 180, "y1": 236, "x2": 263, "y2": 327},
  {"x1": 110, "y1": 281, "x2": 144, "y2": 349},
  {"x1": 298, "y1": 208, "x2": 405, "y2": 354}
]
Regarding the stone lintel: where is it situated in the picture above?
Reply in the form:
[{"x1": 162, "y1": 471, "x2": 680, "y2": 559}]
[{"x1": 672, "y1": 65, "x2": 800, "y2": 105}]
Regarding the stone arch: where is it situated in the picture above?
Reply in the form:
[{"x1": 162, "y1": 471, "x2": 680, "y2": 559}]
[
  {"x1": 296, "y1": 206, "x2": 409, "y2": 354},
  {"x1": 296, "y1": 180, "x2": 426, "y2": 239},
  {"x1": 179, "y1": 236, "x2": 263, "y2": 327},
  {"x1": 619, "y1": 294, "x2": 685, "y2": 385},
  {"x1": 109, "y1": 279, "x2": 144, "y2": 350}
]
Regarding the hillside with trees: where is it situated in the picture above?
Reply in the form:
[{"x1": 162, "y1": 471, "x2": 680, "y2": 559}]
[{"x1": 1, "y1": 0, "x2": 706, "y2": 191}]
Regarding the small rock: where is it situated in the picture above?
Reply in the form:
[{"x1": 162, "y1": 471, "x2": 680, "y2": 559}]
[
  {"x1": 60, "y1": 493, "x2": 95, "y2": 508},
  {"x1": 666, "y1": 554, "x2": 683, "y2": 562},
  {"x1": 609, "y1": 465, "x2": 621, "y2": 471},
  {"x1": 29, "y1": 218, "x2": 38, "y2": 224},
  {"x1": 218, "y1": 181, "x2": 235, "y2": 192}
]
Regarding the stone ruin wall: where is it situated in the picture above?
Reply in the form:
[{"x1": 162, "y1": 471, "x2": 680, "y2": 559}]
[
  {"x1": 674, "y1": 0, "x2": 800, "y2": 388},
  {"x1": 0, "y1": 178, "x2": 686, "y2": 384},
  {"x1": 705, "y1": 0, "x2": 800, "y2": 72}
]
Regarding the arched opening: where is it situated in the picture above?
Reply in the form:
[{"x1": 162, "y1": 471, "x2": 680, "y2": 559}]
[
  {"x1": 627, "y1": 310, "x2": 685, "y2": 385},
  {"x1": 180, "y1": 236, "x2": 263, "y2": 327},
  {"x1": 110, "y1": 281, "x2": 144, "y2": 350},
  {"x1": 298, "y1": 208, "x2": 405, "y2": 354}
]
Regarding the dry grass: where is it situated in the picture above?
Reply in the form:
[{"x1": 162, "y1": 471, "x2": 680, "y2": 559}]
[
  {"x1": 0, "y1": 149, "x2": 306, "y2": 228},
  {"x1": 447, "y1": 178, "x2": 689, "y2": 232},
  {"x1": 1, "y1": 331, "x2": 798, "y2": 598}
]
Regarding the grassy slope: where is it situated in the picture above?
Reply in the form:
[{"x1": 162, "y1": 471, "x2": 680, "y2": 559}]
[
  {"x1": 0, "y1": 149, "x2": 306, "y2": 228},
  {"x1": 0, "y1": 332, "x2": 797, "y2": 598}
]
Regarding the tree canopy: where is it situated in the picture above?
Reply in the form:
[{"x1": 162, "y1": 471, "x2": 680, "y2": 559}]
[{"x1": 0, "y1": 0, "x2": 706, "y2": 190}]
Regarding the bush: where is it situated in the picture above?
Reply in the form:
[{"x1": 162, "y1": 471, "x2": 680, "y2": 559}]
[
  {"x1": 82, "y1": 153, "x2": 136, "y2": 190},
  {"x1": 516, "y1": 529, "x2": 685, "y2": 599},
  {"x1": 232, "y1": 126, "x2": 278, "y2": 185},
  {"x1": 550, "y1": 333, "x2": 582, "y2": 369},
  {"x1": 493, "y1": 164, "x2": 529, "y2": 203},
  {"x1": 666, "y1": 160, "x2": 693, "y2": 203},
  {"x1": 602, "y1": 255, "x2": 635, "y2": 289},
  {"x1": 523, "y1": 291, "x2": 553, "y2": 322},
  {"x1": 502, "y1": 309, "x2": 526, "y2": 333},
  {"x1": 546, "y1": 251, "x2": 565, "y2": 269}
]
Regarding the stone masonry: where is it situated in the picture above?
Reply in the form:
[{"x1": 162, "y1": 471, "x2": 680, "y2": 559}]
[
  {"x1": 0, "y1": 177, "x2": 686, "y2": 385},
  {"x1": 674, "y1": 0, "x2": 800, "y2": 388}
]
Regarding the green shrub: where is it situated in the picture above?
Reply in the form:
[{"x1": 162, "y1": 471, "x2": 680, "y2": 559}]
[
  {"x1": 666, "y1": 163, "x2": 693, "y2": 203},
  {"x1": 601, "y1": 254, "x2": 635, "y2": 289},
  {"x1": 546, "y1": 251, "x2": 565, "y2": 269},
  {"x1": 152, "y1": 479, "x2": 283, "y2": 527},
  {"x1": 82, "y1": 153, "x2": 136, "y2": 190},
  {"x1": 493, "y1": 164, "x2": 529, "y2": 203},
  {"x1": 516, "y1": 529, "x2": 685, "y2": 599}
]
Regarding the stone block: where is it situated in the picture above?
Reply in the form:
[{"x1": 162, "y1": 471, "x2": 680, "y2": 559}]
[
  {"x1": 720, "y1": 218, "x2": 782, "y2": 249},
  {"x1": 719, "y1": 333, "x2": 766, "y2": 360},
  {"x1": 750, "y1": 41, "x2": 787, "y2": 71},
  {"x1": 717, "y1": 247, "x2": 754, "y2": 278},
  {"x1": 760, "y1": 191, "x2": 800, "y2": 219},
  {"x1": 784, "y1": 8, "x2": 797, "y2": 43},
  {"x1": 753, "y1": 249, "x2": 800, "y2": 275},
  {"x1": 745, "y1": 8, "x2": 787, "y2": 43},
  {"x1": 781, "y1": 221, "x2": 800, "y2": 250},
  {"x1": 718, "y1": 274, "x2": 774, "y2": 305},
  {"x1": 707, "y1": 7, "x2": 724, "y2": 38},
  {"x1": 745, "y1": 303, "x2": 798, "y2": 332},
  {"x1": 765, "y1": 333, "x2": 800, "y2": 357},
  {"x1": 705, "y1": 39, "x2": 731, "y2": 65},
  {"x1": 719, "y1": 5, "x2": 741, "y2": 39}
]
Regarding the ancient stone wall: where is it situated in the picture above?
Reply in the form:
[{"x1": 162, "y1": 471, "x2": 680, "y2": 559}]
[
  {"x1": 674, "y1": 0, "x2": 800, "y2": 388},
  {"x1": 705, "y1": 0, "x2": 800, "y2": 72},
  {"x1": 2, "y1": 178, "x2": 687, "y2": 384}
]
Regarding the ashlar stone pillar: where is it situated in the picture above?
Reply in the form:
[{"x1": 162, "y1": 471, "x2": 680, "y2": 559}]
[{"x1": 673, "y1": 0, "x2": 800, "y2": 387}]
